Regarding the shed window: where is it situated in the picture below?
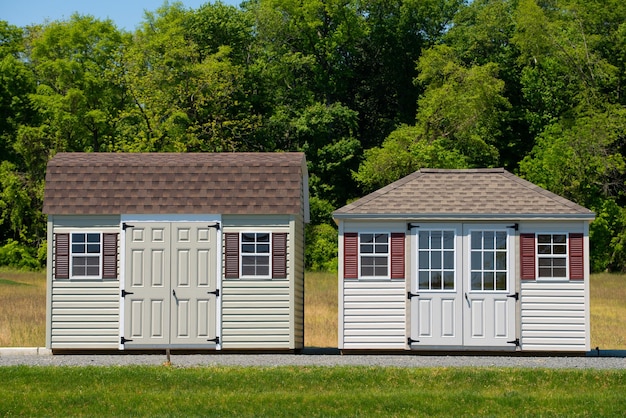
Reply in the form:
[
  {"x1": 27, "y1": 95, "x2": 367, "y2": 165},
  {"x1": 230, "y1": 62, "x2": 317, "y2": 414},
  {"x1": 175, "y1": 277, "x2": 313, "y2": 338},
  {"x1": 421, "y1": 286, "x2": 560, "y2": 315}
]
[
  {"x1": 225, "y1": 232, "x2": 287, "y2": 279},
  {"x1": 71, "y1": 233, "x2": 101, "y2": 277},
  {"x1": 418, "y1": 230, "x2": 455, "y2": 290},
  {"x1": 241, "y1": 232, "x2": 271, "y2": 277},
  {"x1": 537, "y1": 234, "x2": 567, "y2": 278},
  {"x1": 360, "y1": 233, "x2": 389, "y2": 278}
]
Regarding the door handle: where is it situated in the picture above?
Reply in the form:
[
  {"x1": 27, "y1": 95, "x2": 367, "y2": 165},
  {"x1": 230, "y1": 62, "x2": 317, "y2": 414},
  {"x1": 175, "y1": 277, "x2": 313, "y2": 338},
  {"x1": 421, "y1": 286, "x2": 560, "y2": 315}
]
[
  {"x1": 464, "y1": 292, "x2": 470, "y2": 307},
  {"x1": 172, "y1": 289, "x2": 176, "y2": 298}
]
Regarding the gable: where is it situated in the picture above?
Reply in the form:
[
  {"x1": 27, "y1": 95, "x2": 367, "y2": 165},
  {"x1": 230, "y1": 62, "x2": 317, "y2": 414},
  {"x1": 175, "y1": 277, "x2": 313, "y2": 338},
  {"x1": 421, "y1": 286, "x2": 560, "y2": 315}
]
[
  {"x1": 43, "y1": 152, "x2": 308, "y2": 217},
  {"x1": 334, "y1": 168, "x2": 594, "y2": 219}
]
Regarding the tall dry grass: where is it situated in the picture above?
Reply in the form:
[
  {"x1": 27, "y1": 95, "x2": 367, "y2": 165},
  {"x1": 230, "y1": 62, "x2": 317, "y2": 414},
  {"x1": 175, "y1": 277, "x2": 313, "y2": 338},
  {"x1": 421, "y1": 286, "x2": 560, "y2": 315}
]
[
  {"x1": 0, "y1": 268, "x2": 46, "y2": 347},
  {"x1": 0, "y1": 268, "x2": 623, "y2": 349},
  {"x1": 590, "y1": 273, "x2": 626, "y2": 349}
]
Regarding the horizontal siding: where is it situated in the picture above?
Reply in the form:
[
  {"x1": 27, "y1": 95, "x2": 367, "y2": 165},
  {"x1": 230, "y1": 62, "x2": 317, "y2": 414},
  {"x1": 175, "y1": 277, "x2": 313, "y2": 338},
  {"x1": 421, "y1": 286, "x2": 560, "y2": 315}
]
[
  {"x1": 293, "y1": 218, "x2": 305, "y2": 349},
  {"x1": 342, "y1": 280, "x2": 406, "y2": 349},
  {"x1": 51, "y1": 280, "x2": 120, "y2": 349},
  {"x1": 521, "y1": 281, "x2": 587, "y2": 351},
  {"x1": 222, "y1": 280, "x2": 291, "y2": 349}
]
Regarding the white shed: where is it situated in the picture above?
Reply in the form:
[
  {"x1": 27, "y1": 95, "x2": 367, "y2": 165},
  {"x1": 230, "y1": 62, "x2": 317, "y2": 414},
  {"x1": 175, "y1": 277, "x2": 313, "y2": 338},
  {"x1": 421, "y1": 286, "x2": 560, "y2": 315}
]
[
  {"x1": 334, "y1": 168, "x2": 595, "y2": 352},
  {"x1": 43, "y1": 152, "x2": 309, "y2": 352}
]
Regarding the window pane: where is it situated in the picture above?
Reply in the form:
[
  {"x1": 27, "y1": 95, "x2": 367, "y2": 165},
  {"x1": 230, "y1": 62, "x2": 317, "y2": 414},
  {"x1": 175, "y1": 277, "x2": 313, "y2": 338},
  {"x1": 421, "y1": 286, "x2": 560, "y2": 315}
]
[
  {"x1": 419, "y1": 272, "x2": 429, "y2": 289},
  {"x1": 87, "y1": 233, "x2": 100, "y2": 243},
  {"x1": 361, "y1": 234, "x2": 374, "y2": 244},
  {"x1": 242, "y1": 265, "x2": 255, "y2": 276},
  {"x1": 257, "y1": 244, "x2": 270, "y2": 253},
  {"x1": 496, "y1": 252, "x2": 507, "y2": 270},
  {"x1": 539, "y1": 267, "x2": 551, "y2": 277},
  {"x1": 484, "y1": 272, "x2": 494, "y2": 290},
  {"x1": 553, "y1": 268, "x2": 566, "y2": 277},
  {"x1": 431, "y1": 231, "x2": 442, "y2": 249},
  {"x1": 471, "y1": 272, "x2": 482, "y2": 290},
  {"x1": 538, "y1": 235, "x2": 551, "y2": 243},
  {"x1": 374, "y1": 266, "x2": 387, "y2": 276},
  {"x1": 361, "y1": 266, "x2": 373, "y2": 276},
  {"x1": 471, "y1": 232, "x2": 482, "y2": 250},
  {"x1": 242, "y1": 244, "x2": 255, "y2": 253},
  {"x1": 471, "y1": 252, "x2": 482, "y2": 270},
  {"x1": 553, "y1": 234, "x2": 566, "y2": 243},
  {"x1": 443, "y1": 251, "x2": 454, "y2": 269},
  {"x1": 242, "y1": 233, "x2": 255, "y2": 242},
  {"x1": 553, "y1": 245, "x2": 567, "y2": 254},
  {"x1": 443, "y1": 272, "x2": 455, "y2": 289},
  {"x1": 419, "y1": 251, "x2": 429, "y2": 269},
  {"x1": 375, "y1": 234, "x2": 388, "y2": 243},
  {"x1": 431, "y1": 251, "x2": 442, "y2": 269},
  {"x1": 443, "y1": 231, "x2": 454, "y2": 249},
  {"x1": 484, "y1": 231, "x2": 495, "y2": 249},
  {"x1": 496, "y1": 232, "x2": 507, "y2": 250},
  {"x1": 361, "y1": 256, "x2": 374, "y2": 268},
  {"x1": 483, "y1": 252, "x2": 494, "y2": 270},
  {"x1": 419, "y1": 231, "x2": 429, "y2": 249},
  {"x1": 538, "y1": 258, "x2": 552, "y2": 267},
  {"x1": 496, "y1": 272, "x2": 507, "y2": 290},
  {"x1": 257, "y1": 265, "x2": 270, "y2": 276},
  {"x1": 553, "y1": 258, "x2": 566, "y2": 267},
  {"x1": 72, "y1": 244, "x2": 85, "y2": 254},
  {"x1": 72, "y1": 234, "x2": 85, "y2": 243},
  {"x1": 431, "y1": 272, "x2": 442, "y2": 289},
  {"x1": 538, "y1": 245, "x2": 552, "y2": 255},
  {"x1": 375, "y1": 244, "x2": 388, "y2": 254},
  {"x1": 86, "y1": 266, "x2": 99, "y2": 276},
  {"x1": 360, "y1": 244, "x2": 373, "y2": 254},
  {"x1": 257, "y1": 233, "x2": 270, "y2": 242},
  {"x1": 87, "y1": 244, "x2": 100, "y2": 253}
]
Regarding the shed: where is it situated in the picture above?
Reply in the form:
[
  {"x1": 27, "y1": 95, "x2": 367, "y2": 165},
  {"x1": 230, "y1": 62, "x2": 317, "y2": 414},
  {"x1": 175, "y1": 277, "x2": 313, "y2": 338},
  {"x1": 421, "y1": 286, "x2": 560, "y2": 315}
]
[
  {"x1": 43, "y1": 152, "x2": 309, "y2": 351},
  {"x1": 333, "y1": 168, "x2": 595, "y2": 352}
]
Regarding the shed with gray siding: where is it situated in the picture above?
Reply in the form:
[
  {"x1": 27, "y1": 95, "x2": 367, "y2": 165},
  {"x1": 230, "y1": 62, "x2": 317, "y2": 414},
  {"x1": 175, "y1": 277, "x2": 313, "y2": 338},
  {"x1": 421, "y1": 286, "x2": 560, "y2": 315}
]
[
  {"x1": 334, "y1": 168, "x2": 595, "y2": 352},
  {"x1": 43, "y1": 152, "x2": 309, "y2": 351}
]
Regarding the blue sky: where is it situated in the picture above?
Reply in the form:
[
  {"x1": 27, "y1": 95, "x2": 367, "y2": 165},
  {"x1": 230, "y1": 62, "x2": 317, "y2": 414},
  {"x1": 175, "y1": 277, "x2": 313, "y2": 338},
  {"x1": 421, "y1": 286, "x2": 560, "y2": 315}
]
[{"x1": 2, "y1": 0, "x2": 242, "y2": 31}]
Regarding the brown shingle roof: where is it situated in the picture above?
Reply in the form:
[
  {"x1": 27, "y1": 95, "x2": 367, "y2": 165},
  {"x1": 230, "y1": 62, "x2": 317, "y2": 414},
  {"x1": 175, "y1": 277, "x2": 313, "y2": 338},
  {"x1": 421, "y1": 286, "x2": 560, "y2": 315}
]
[
  {"x1": 43, "y1": 152, "x2": 308, "y2": 216},
  {"x1": 334, "y1": 168, "x2": 594, "y2": 219}
]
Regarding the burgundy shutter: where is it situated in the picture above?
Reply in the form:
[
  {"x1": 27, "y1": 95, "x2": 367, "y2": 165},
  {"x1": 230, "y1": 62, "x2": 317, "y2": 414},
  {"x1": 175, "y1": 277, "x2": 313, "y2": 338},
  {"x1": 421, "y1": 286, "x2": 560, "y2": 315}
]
[
  {"x1": 569, "y1": 233, "x2": 584, "y2": 280},
  {"x1": 224, "y1": 233, "x2": 239, "y2": 279},
  {"x1": 520, "y1": 233, "x2": 536, "y2": 280},
  {"x1": 272, "y1": 233, "x2": 288, "y2": 279},
  {"x1": 102, "y1": 233, "x2": 118, "y2": 279},
  {"x1": 390, "y1": 233, "x2": 405, "y2": 279},
  {"x1": 54, "y1": 233, "x2": 70, "y2": 279},
  {"x1": 344, "y1": 233, "x2": 358, "y2": 279}
]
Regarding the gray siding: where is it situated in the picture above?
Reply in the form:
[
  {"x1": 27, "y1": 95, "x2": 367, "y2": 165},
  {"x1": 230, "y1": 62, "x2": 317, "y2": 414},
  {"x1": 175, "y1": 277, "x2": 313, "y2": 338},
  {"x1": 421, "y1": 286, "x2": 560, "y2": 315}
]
[
  {"x1": 342, "y1": 280, "x2": 406, "y2": 349},
  {"x1": 520, "y1": 281, "x2": 588, "y2": 351}
]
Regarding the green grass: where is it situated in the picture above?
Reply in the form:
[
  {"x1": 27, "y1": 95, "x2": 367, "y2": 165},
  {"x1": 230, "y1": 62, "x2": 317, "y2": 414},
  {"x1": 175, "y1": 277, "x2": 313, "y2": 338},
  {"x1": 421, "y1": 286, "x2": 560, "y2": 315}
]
[{"x1": 0, "y1": 366, "x2": 625, "y2": 417}]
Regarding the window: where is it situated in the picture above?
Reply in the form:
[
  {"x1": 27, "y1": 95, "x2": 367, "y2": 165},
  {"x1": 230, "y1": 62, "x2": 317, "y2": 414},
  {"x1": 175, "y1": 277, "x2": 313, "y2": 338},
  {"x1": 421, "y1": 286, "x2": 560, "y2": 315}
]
[
  {"x1": 418, "y1": 230, "x2": 455, "y2": 290},
  {"x1": 241, "y1": 232, "x2": 271, "y2": 277},
  {"x1": 537, "y1": 233, "x2": 567, "y2": 278},
  {"x1": 71, "y1": 233, "x2": 101, "y2": 277},
  {"x1": 470, "y1": 230, "x2": 508, "y2": 291},
  {"x1": 360, "y1": 233, "x2": 389, "y2": 278}
]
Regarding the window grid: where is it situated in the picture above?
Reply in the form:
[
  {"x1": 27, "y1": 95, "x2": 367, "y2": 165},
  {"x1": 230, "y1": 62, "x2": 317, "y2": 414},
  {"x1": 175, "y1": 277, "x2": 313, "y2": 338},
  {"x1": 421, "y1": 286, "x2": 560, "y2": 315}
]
[
  {"x1": 241, "y1": 232, "x2": 271, "y2": 277},
  {"x1": 71, "y1": 233, "x2": 101, "y2": 277},
  {"x1": 360, "y1": 233, "x2": 389, "y2": 278},
  {"x1": 470, "y1": 230, "x2": 508, "y2": 291},
  {"x1": 418, "y1": 230, "x2": 455, "y2": 290},
  {"x1": 537, "y1": 233, "x2": 568, "y2": 278}
]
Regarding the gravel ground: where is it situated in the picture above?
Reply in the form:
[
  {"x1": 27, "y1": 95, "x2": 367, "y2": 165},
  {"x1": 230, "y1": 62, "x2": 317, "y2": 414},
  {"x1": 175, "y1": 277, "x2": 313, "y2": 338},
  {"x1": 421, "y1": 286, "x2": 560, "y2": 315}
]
[{"x1": 1, "y1": 349, "x2": 625, "y2": 369}]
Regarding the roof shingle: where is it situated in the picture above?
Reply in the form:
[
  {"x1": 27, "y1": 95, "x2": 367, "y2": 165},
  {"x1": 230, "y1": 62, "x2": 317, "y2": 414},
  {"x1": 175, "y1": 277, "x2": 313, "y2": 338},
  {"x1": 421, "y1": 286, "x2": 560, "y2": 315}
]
[
  {"x1": 43, "y1": 152, "x2": 308, "y2": 216},
  {"x1": 334, "y1": 168, "x2": 594, "y2": 219}
]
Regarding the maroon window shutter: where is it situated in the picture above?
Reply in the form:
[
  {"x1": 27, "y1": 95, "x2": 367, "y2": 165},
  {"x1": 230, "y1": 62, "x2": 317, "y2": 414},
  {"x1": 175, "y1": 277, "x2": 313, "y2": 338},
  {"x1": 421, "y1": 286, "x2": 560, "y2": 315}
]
[
  {"x1": 520, "y1": 233, "x2": 536, "y2": 280},
  {"x1": 224, "y1": 233, "x2": 239, "y2": 279},
  {"x1": 390, "y1": 233, "x2": 405, "y2": 279},
  {"x1": 569, "y1": 233, "x2": 584, "y2": 280},
  {"x1": 272, "y1": 233, "x2": 288, "y2": 279},
  {"x1": 102, "y1": 233, "x2": 118, "y2": 279},
  {"x1": 55, "y1": 233, "x2": 70, "y2": 279},
  {"x1": 344, "y1": 233, "x2": 358, "y2": 279}
]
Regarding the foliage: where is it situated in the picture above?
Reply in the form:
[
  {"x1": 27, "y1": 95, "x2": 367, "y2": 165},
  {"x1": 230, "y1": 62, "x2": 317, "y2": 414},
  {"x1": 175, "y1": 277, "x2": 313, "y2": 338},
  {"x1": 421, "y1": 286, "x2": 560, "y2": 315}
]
[
  {"x1": 305, "y1": 223, "x2": 338, "y2": 272},
  {"x1": 0, "y1": 240, "x2": 40, "y2": 270}
]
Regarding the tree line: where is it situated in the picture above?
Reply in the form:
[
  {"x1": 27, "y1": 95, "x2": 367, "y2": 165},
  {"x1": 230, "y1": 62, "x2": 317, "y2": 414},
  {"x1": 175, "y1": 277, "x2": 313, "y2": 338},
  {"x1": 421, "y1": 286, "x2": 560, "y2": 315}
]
[{"x1": 1, "y1": 0, "x2": 625, "y2": 272}]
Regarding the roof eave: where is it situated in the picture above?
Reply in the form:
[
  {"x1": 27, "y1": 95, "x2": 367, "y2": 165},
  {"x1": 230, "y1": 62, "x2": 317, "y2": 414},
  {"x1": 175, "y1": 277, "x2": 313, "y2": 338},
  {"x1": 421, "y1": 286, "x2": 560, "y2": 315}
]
[{"x1": 332, "y1": 212, "x2": 596, "y2": 222}]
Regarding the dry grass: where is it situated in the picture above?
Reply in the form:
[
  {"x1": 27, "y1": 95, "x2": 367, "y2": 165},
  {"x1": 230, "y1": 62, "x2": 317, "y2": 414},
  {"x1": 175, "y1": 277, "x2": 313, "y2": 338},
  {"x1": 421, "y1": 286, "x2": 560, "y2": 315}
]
[
  {"x1": 0, "y1": 268, "x2": 46, "y2": 347},
  {"x1": 590, "y1": 273, "x2": 626, "y2": 349},
  {"x1": 0, "y1": 268, "x2": 623, "y2": 349},
  {"x1": 305, "y1": 271, "x2": 338, "y2": 347}
]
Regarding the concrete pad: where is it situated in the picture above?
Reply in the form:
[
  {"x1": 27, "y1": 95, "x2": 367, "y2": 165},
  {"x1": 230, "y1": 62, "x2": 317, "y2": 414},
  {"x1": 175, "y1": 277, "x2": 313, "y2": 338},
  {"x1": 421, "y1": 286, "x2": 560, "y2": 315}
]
[{"x1": 0, "y1": 347, "x2": 51, "y2": 356}]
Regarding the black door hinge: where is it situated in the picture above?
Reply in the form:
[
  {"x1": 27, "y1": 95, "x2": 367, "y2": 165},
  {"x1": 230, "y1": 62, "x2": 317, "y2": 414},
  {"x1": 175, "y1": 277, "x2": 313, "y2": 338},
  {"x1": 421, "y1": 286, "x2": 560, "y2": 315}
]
[
  {"x1": 408, "y1": 337, "x2": 419, "y2": 345},
  {"x1": 121, "y1": 289, "x2": 134, "y2": 298},
  {"x1": 407, "y1": 292, "x2": 420, "y2": 300},
  {"x1": 506, "y1": 223, "x2": 519, "y2": 231},
  {"x1": 207, "y1": 289, "x2": 220, "y2": 297},
  {"x1": 507, "y1": 338, "x2": 520, "y2": 346},
  {"x1": 207, "y1": 336, "x2": 220, "y2": 344},
  {"x1": 122, "y1": 223, "x2": 134, "y2": 231},
  {"x1": 121, "y1": 336, "x2": 133, "y2": 344},
  {"x1": 407, "y1": 223, "x2": 419, "y2": 231},
  {"x1": 207, "y1": 222, "x2": 220, "y2": 230},
  {"x1": 507, "y1": 292, "x2": 519, "y2": 301}
]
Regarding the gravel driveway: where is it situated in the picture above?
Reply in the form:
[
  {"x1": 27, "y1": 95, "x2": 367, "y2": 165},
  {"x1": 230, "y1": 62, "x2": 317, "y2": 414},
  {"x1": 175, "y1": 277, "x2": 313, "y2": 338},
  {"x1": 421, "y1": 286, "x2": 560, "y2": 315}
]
[{"x1": 1, "y1": 348, "x2": 625, "y2": 369}]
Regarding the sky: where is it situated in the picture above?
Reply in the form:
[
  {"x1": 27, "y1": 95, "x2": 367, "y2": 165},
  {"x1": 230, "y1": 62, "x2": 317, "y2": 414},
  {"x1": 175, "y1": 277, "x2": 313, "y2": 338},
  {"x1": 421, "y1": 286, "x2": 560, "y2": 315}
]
[{"x1": 1, "y1": 0, "x2": 242, "y2": 31}]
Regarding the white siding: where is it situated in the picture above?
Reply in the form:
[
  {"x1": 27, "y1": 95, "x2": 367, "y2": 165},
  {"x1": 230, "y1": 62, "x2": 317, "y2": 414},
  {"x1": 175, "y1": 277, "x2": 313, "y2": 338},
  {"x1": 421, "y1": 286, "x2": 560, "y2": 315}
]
[
  {"x1": 221, "y1": 280, "x2": 292, "y2": 349},
  {"x1": 50, "y1": 280, "x2": 120, "y2": 349},
  {"x1": 342, "y1": 280, "x2": 406, "y2": 350},
  {"x1": 520, "y1": 281, "x2": 588, "y2": 351}
]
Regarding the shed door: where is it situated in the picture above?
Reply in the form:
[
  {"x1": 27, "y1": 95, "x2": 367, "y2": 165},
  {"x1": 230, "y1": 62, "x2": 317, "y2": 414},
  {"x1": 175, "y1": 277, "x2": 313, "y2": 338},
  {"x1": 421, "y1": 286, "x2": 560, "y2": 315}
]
[
  {"x1": 410, "y1": 224, "x2": 516, "y2": 349},
  {"x1": 123, "y1": 222, "x2": 219, "y2": 348}
]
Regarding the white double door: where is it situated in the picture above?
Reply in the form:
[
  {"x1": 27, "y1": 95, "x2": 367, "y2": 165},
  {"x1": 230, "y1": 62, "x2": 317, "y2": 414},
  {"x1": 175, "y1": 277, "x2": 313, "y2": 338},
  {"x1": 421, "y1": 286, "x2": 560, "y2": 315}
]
[
  {"x1": 122, "y1": 222, "x2": 219, "y2": 348},
  {"x1": 410, "y1": 224, "x2": 516, "y2": 349}
]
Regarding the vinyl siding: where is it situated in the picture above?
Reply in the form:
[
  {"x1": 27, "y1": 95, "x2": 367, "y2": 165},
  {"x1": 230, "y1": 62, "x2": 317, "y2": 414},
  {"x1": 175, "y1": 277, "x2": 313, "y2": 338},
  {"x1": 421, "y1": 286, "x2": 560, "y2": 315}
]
[
  {"x1": 520, "y1": 281, "x2": 587, "y2": 351},
  {"x1": 342, "y1": 280, "x2": 406, "y2": 350},
  {"x1": 50, "y1": 280, "x2": 120, "y2": 349}
]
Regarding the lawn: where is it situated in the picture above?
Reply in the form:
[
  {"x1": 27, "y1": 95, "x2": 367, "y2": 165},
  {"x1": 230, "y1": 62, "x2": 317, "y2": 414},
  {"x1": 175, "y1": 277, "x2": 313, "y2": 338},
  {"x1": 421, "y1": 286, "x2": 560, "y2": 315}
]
[{"x1": 1, "y1": 366, "x2": 625, "y2": 417}]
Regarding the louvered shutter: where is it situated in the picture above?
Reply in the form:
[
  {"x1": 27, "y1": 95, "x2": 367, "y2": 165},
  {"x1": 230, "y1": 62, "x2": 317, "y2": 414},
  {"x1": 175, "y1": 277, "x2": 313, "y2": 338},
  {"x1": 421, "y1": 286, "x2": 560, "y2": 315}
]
[
  {"x1": 272, "y1": 233, "x2": 288, "y2": 279},
  {"x1": 520, "y1": 233, "x2": 536, "y2": 280},
  {"x1": 224, "y1": 233, "x2": 240, "y2": 278},
  {"x1": 344, "y1": 233, "x2": 358, "y2": 279},
  {"x1": 390, "y1": 233, "x2": 405, "y2": 279},
  {"x1": 569, "y1": 233, "x2": 584, "y2": 280},
  {"x1": 54, "y1": 233, "x2": 70, "y2": 279},
  {"x1": 102, "y1": 233, "x2": 118, "y2": 279}
]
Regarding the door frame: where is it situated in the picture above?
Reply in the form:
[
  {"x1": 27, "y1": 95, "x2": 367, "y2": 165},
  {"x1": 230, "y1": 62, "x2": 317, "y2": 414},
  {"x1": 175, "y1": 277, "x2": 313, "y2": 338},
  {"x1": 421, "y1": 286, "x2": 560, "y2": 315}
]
[{"x1": 119, "y1": 214, "x2": 222, "y2": 350}]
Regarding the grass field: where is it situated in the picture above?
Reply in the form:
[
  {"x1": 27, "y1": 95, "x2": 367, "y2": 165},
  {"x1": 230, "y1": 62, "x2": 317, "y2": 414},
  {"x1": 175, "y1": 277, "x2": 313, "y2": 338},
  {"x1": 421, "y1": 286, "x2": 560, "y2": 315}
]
[
  {"x1": 0, "y1": 269, "x2": 624, "y2": 349},
  {"x1": 1, "y1": 366, "x2": 625, "y2": 416}
]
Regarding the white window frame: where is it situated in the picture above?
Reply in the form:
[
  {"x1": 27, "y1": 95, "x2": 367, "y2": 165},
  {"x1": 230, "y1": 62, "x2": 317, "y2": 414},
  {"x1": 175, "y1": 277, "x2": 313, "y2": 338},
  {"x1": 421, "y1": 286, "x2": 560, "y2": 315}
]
[
  {"x1": 239, "y1": 231, "x2": 272, "y2": 279},
  {"x1": 468, "y1": 228, "x2": 510, "y2": 292},
  {"x1": 358, "y1": 232, "x2": 390, "y2": 280},
  {"x1": 69, "y1": 232, "x2": 103, "y2": 280},
  {"x1": 416, "y1": 228, "x2": 457, "y2": 292},
  {"x1": 536, "y1": 232, "x2": 569, "y2": 281}
]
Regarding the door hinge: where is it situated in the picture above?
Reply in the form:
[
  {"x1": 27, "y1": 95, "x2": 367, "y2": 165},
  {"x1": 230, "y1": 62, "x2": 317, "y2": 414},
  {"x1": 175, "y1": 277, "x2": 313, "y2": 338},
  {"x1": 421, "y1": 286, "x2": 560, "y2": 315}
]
[
  {"x1": 121, "y1": 336, "x2": 133, "y2": 344},
  {"x1": 506, "y1": 223, "x2": 519, "y2": 231},
  {"x1": 121, "y1": 289, "x2": 134, "y2": 298},
  {"x1": 507, "y1": 292, "x2": 519, "y2": 301},
  {"x1": 507, "y1": 338, "x2": 520, "y2": 346},
  {"x1": 207, "y1": 222, "x2": 220, "y2": 230},
  {"x1": 408, "y1": 337, "x2": 419, "y2": 345},
  {"x1": 407, "y1": 292, "x2": 420, "y2": 300},
  {"x1": 407, "y1": 222, "x2": 419, "y2": 231},
  {"x1": 207, "y1": 289, "x2": 220, "y2": 297},
  {"x1": 122, "y1": 223, "x2": 134, "y2": 231},
  {"x1": 207, "y1": 336, "x2": 220, "y2": 344}
]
